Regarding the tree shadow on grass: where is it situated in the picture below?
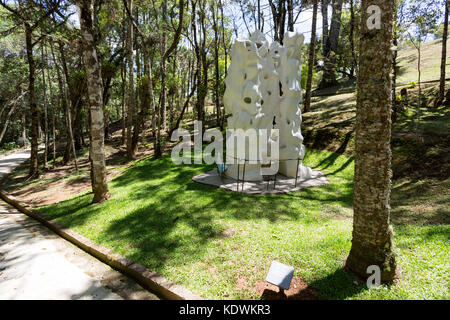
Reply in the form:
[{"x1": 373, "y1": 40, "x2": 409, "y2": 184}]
[
  {"x1": 308, "y1": 267, "x2": 367, "y2": 300},
  {"x1": 39, "y1": 150, "x2": 357, "y2": 296}
]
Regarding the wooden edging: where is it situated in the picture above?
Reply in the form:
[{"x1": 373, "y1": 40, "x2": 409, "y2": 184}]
[{"x1": 0, "y1": 190, "x2": 203, "y2": 301}]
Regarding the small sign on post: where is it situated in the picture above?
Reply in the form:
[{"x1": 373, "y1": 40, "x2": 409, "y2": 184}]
[{"x1": 265, "y1": 261, "x2": 294, "y2": 292}]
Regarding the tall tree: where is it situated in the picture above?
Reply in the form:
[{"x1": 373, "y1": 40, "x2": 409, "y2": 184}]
[
  {"x1": 303, "y1": 0, "x2": 318, "y2": 113},
  {"x1": 268, "y1": 0, "x2": 287, "y2": 44},
  {"x1": 41, "y1": 39, "x2": 48, "y2": 168},
  {"x1": 349, "y1": 0, "x2": 357, "y2": 79},
  {"x1": 155, "y1": 0, "x2": 185, "y2": 158},
  {"x1": 321, "y1": 0, "x2": 329, "y2": 51},
  {"x1": 0, "y1": 0, "x2": 63, "y2": 177},
  {"x1": 345, "y1": 0, "x2": 397, "y2": 282},
  {"x1": 319, "y1": 0, "x2": 343, "y2": 89},
  {"x1": 76, "y1": 0, "x2": 110, "y2": 203},
  {"x1": 406, "y1": 0, "x2": 442, "y2": 108},
  {"x1": 126, "y1": 0, "x2": 135, "y2": 159},
  {"x1": 211, "y1": 1, "x2": 222, "y2": 128},
  {"x1": 438, "y1": 0, "x2": 449, "y2": 106}
]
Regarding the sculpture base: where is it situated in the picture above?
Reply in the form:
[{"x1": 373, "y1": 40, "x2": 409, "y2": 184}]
[
  {"x1": 279, "y1": 161, "x2": 312, "y2": 179},
  {"x1": 193, "y1": 168, "x2": 329, "y2": 194},
  {"x1": 224, "y1": 164, "x2": 263, "y2": 182}
]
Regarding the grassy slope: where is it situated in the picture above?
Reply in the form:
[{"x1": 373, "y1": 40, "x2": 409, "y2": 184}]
[
  {"x1": 396, "y1": 38, "x2": 450, "y2": 86},
  {"x1": 39, "y1": 143, "x2": 449, "y2": 299},
  {"x1": 6, "y1": 38, "x2": 449, "y2": 300},
  {"x1": 313, "y1": 38, "x2": 450, "y2": 96}
]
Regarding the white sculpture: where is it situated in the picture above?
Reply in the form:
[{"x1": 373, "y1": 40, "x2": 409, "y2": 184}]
[{"x1": 224, "y1": 30, "x2": 312, "y2": 181}]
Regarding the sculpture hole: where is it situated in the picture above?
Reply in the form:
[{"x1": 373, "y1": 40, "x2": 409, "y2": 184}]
[
  {"x1": 268, "y1": 91, "x2": 272, "y2": 96},
  {"x1": 261, "y1": 100, "x2": 264, "y2": 105},
  {"x1": 244, "y1": 73, "x2": 247, "y2": 80},
  {"x1": 244, "y1": 97, "x2": 252, "y2": 104}
]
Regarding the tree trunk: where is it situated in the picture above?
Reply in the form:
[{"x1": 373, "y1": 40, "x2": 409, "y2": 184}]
[
  {"x1": 319, "y1": 0, "x2": 343, "y2": 89},
  {"x1": 287, "y1": 0, "x2": 294, "y2": 32},
  {"x1": 0, "y1": 103, "x2": 17, "y2": 145},
  {"x1": 303, "y1": 0, "x2": 318, "y2": 113},
  {"x1": 41, "y1": 41, "x2": 48, "y2": 168},
  {"x1": 21, "y1": 112, "x2": 26, "y2": 140},
  {"x1": 321, "y1": 0, "x2": 329, "y2": 52},
  {"x1": 170, "y1": 69, "x2": 198, "y2": 137},
  {"x1": 77, "y1": 0, "x2": 110, "y2": 203},
  {"x1": 346, "y1": 0, "x2": 397, "y2": 282},
  {"x1": 155, "y1": 0, "x2": 168, "y2": 158},
  {"x1": 349, "y1": 0, "x2": 357, "y2": 79},
  {"x1": 161, "y1": 1, "x2": 168, "y2": 132},
  {"x1": 45, "y1": 44, "x2": 57, "y2": 167},
  {"x1": 438, "y1": 0, "x2": 449, "y2": 105},
  {"x1": 212, "y1": 2, "x2": 221, "y2": 128},
  {"x1": 417, "y1": 44, "x2": 422, "y2": 107},
  {"x1": 59, "y1": 42, "x2": 78, "y2": 170},
  {"x1": 121, "y1": 58, "x2": 127, "y2": 145},
  {"x1": 25, "y1": 25, "x2": 39, "y2": 177},
  {"x1": 126, "y1": 0, "x2": 135, "y2": 159},
  {"x1": 219, "y1": 0, "x2": 228, "y2": 78},
  {"x1": 392, "y1": 36, "x2": 398, "y2": 122}
]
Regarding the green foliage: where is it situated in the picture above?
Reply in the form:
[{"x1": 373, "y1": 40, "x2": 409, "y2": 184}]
[
  {"x1": 408, "y1": 80, "x2": 418, "y2": 88},
  {"x1": 38, "y1": 145, "x2": 449, "y2": 300},
  {"x1": 405, "y1": 0, "x2": 443, "y2": 45},
  {"x1": 1, "y1": 141, "x2": 17, "y2": 150},
  {"x1": 301, "y1": 62, "x2": 319, "y2": 90}
]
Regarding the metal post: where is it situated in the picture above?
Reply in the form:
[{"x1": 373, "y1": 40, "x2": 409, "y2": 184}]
[
  {"x1": 295, "y1": 158, "x2": 300, "y2": 188},
  {"x1": 236, "y1": 162, "x2": 240, "y2": 192},
  {"x1": 242, "y1": 161, "x2": 246, "y2": 191}
]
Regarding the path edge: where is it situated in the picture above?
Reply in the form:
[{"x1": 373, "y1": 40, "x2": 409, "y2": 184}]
[{"x1": 0, "y1": 190, "x2": 203, "y2": 301}]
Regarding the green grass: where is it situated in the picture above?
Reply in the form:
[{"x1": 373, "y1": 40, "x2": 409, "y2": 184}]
[
  {"x1": 397, "y1": 38, "x2": 450, "y2": 86},
  {"x1": 313, "y1": 38, "x2": 450, "y2": 97},
  {"x1": 39, "y1": 147, "x2": 449, "y2": 300}
]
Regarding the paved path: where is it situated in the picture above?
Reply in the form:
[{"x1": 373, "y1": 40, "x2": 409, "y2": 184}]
[
  {"x1": 0, "y1": 149, "x2": 32, "y2": 179},
  {"x1": 0, "y1": 149, "x2": 158, "y2": 300}
]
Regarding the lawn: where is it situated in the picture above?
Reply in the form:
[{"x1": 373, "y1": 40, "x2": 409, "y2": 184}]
[{"x1": 39, "y1": 146, "x2": 449, "y2": 300}]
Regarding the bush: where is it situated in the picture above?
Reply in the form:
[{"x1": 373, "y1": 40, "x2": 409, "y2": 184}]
[
  {"x1": 407, "y1": 80, "x2": 418, "y2": 89},
  {"x1": 1, "y1": 142, "x2": 17, "y2": 151}
]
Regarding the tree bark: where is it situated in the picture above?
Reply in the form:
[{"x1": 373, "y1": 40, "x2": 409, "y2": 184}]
[
  {"x1": 0, "y1": 103, "x2": 17, "y2": 145},
  {"x1": 212, "y1": 2, "x2": 221, "y2": 128},
  {"x1": 21, "y1": 112, "x2": 26, "y2": 141},
  {"x1": 25, "y1": 25, "x2": 39, "y2": 177},
  {"x1": 287, "y1": 0, "x2": 294, "y2": 32},
  {"x1": 58, "y1": 42, "x2": 78, "y2": 170},
  {"x1": 438, "y1": 0, "x2": 449, "y2": 105},
  {"x1": 41, "y1": 41, "x2": 48, "y2": 168},
  {"x1": 346, "y1": 0, "x2": 397, "y2": 282},
  {"x1": 77, "y1": 0, "x2": 110, "y2": 203},
  {"x1": 126, "y1": 0, "x2": 135, "y2": 159},
  {"x1": 349, "y1": 0, "x2": 357, "y2": 79},
  {"x1": 303, "y1": 0, "x2": 318, "y2": 113},
  {"x1": 319, "y1": 0, "x2": 343, "y2": 89},
  {"x1": 121, "y1": 57, "x2": 127, "y2": 145},
  {"x1": 321, "y1": 0, "x2": 329, "y2": 52}
]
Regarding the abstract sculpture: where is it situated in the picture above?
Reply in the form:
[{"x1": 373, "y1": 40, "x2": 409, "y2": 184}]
[{"x1": 223, "y1": 30, "x2": 312, "y2": 181}]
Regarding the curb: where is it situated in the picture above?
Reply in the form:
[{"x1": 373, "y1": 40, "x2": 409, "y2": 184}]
[{"x1": 0, "y1": 190, "x2": 203, "y2": 300}]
